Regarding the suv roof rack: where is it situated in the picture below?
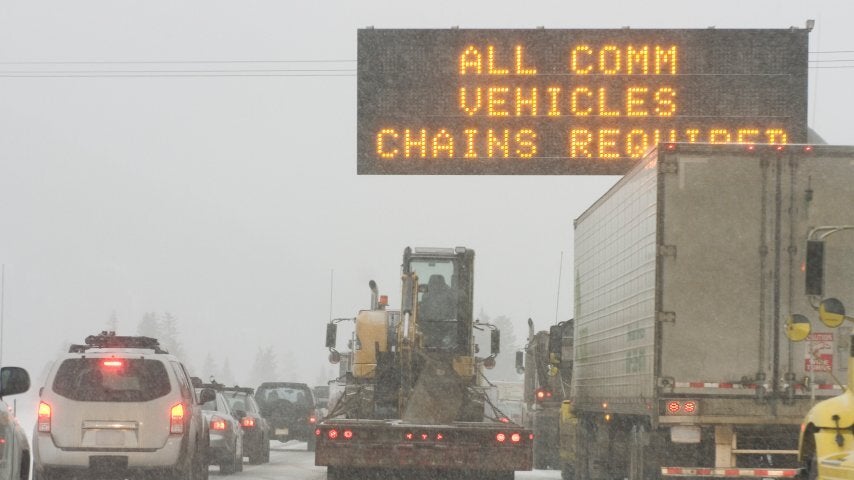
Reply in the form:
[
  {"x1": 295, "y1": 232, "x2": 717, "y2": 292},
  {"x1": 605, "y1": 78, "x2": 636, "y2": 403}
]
[
  {"x1": 221, "y1": 386, "x2": 254, "y2": 395},
  {"x1": 68, "y1": 331, "x2": 168, "y2": 354}
]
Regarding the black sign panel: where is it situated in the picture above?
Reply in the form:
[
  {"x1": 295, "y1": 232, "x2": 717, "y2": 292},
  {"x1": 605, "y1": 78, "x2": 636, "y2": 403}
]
[{"x1": 357, "y1": 29, "x2": 808, "y2": 175}]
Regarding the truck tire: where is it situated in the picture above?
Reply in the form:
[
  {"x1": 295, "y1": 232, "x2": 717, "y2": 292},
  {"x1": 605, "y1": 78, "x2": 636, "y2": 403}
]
[
  {"x1": 561, "y1": 464, "x2": 575, "y2": 480},
  {"x1": 804, "y1": 456, "x2": 818, "y2": 480},
  {"x1": 493, "y1": 471, "x2": 515, "y2": 480},
  {"x1": 327, "y1": 466, "x2": 354, "y2": 480},
  {"x1": 533, "y1": 410, "x2": 559, "y2": 469}
]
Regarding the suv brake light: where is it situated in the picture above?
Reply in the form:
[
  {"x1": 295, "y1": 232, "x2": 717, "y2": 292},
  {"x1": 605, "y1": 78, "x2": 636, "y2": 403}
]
[
  {"x1": 101, "y1": 359, "x2": 124, "y2": 368},
  {"x1": 38, "y1": 402, "x2": 52, "y2": 433},
  {"x1": 170, "y1": 404, "x2": 185, "y2": 434}
]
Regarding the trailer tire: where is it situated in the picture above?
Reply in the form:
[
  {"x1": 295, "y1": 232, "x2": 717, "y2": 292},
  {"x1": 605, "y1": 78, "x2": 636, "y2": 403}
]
[
  {"x1": 326, "y1": 466, "x2": 348, "y2": 480},
  {"x1": 805, "y1": 456, "x2": 818, "y2": 480},
  {"x1": 561, "y1": 464, "x2": 575, "y2": 480},
  {"x1": 493, "y1": 471, "x2": 514, "y2": 480}
]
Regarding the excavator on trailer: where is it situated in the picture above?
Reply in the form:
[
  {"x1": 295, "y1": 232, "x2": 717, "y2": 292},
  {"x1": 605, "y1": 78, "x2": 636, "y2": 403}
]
[{"x1": 316, "y1": 247, "x2": 533, "y2": 480}]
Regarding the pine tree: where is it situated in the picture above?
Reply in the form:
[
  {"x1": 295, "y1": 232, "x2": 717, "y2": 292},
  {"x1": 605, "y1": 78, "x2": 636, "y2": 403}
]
[
  {"x1": 249, "y1": 347, "x2": 279, "y2": 388},
  {"x1": 220, "y1": 358, "x2": 236, "y2": 386}
]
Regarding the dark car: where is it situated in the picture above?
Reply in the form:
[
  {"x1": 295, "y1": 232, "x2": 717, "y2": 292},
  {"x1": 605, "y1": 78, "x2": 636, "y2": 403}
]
[
  {"x1": 256, "y1": 382, "x2": 318, "y2": 451},
  {"x1": 195, "y1": 386, "x2": 243, "y2": 475},
  {"x1": 219, "y1": 387, "x2": 270, "y2": 464}
]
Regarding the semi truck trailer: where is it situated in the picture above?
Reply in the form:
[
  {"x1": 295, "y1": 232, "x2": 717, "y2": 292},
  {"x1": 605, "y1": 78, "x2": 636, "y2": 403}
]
[{"x1": 563, "y1": 143, "x2": 854, "y2": 479}]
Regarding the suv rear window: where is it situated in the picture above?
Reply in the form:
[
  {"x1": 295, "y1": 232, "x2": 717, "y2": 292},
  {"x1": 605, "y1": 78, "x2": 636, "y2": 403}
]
[
  {"x1": 52, "y1": 358, "x2": 171, "y2": 402},
  {"x1": 257, "y1": 384, "x2": 313, "y2": 407}
]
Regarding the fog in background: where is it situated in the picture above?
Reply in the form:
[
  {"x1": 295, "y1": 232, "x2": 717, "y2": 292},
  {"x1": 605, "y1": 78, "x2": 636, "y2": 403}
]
[{"x1": 1, "y1": 0, "x2": 852, "y2": 429}]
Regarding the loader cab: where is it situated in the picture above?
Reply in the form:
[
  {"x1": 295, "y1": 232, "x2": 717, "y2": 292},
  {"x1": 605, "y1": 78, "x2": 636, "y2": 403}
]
[{"x1": 403, "y1": 246, "x2": 475, "y2": 355}]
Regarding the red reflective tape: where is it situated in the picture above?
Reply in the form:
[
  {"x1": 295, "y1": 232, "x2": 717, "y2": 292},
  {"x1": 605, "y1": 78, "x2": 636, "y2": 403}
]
[
  {"x1": 689, "y1": 382, "x2": 705, "y2": 388},
  {"x1": 696, "y1": 468, "x2": 712, "y2": 475},
  {"x1": 724, "y1": 469, "x2": 740, "y2": 476},
  {"x1": 719, "y1": 383, "x2": 733, "y2": 388},
  {"x1": 662, "y1": 467, "x2": 684, "y2": 474}
]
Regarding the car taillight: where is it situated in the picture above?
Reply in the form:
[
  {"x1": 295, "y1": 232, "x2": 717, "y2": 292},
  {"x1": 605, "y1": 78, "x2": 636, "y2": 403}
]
[
  {"x1": 210, "y1": 416, "x2": 227, "y2": 431},
  {"x1": 38, "y1": 402, "x2": 52, "y2": 433},
  {"x1": 170, "y1": 404, "x2": 185, "y2": 434},
  {"x1": 241, "y1": 416, "x2": 256, "y2": 428},
  {"x1": 309, "y1": 415, "x2": 317, "y2": 424}
]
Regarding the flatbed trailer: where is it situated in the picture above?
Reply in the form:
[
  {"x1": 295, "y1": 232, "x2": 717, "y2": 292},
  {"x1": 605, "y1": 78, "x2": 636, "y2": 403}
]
[{"x1": 315, "y1": 419, "x2": 533, "y2": 479}]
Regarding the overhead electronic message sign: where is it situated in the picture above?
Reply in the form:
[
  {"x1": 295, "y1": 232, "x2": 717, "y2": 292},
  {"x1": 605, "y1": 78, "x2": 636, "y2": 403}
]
[{"x1": 357, "y1": 28, "x2": 808, "y2": 175}]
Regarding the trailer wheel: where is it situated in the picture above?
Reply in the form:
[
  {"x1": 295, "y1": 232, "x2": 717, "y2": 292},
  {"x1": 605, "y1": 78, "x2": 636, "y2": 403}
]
[
  {"x1": 803, "y1": 456, "x2": 818, "y2": 480},
  {"x1": 492, "y1": 470, "x2": 514, "y2": 480},
  {"x1": 560, "y1": 463, "x2": 575, "y2": 480}
]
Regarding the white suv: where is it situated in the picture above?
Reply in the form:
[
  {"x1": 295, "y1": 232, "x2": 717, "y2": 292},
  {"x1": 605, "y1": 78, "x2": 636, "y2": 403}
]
[{"x1": 33, "y1": 333, "x2": 213, "y2": 480}]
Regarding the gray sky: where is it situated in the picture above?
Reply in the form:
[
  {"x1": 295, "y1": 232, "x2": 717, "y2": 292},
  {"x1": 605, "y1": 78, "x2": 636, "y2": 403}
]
[{"x1": 1, "y1": 0, "x2": 852, "y2": 413}]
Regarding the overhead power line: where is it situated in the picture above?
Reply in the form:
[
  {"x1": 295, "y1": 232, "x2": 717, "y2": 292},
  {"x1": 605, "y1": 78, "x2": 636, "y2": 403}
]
[{"x1": 0, "y1": 59, "x2": 356, "y2": 65}]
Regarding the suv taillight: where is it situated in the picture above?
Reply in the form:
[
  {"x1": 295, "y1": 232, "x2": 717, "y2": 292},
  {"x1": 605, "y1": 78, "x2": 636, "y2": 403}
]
[
  {"x1": 170, "y1": 404, "x2": 185, "y2": 434},
  {"x1": 241, "y1": 416, "x2": 256, "y2": 428},
  {"x1": 38, "y1": 402, "x2": 52, "y2": 433}
]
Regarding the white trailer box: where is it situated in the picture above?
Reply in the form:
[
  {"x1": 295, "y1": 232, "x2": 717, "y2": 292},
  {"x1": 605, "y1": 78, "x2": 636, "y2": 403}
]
[{"x1": 570, "y1": 143, "x2": 854, "y2": 478}]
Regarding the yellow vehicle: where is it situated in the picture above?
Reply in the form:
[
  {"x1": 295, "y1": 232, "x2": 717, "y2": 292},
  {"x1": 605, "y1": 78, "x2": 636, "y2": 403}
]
[
  {"x1": 793, "y1": 227, "x2": 854, "y2": 480},
  {"x1": 318, "y1": 247, "x2": 533, "y2": 480},
  {"x1": 798, "y1": 349, "x2": 854, "y2": 480}
]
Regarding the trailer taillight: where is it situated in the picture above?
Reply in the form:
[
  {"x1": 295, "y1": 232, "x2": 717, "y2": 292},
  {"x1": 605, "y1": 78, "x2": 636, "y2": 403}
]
[
  {"x1": 343, "y1": 429, "x2": 354, "y2": 439},
  {"x1": 534, "y1": 388, "x2": 553, "y2": 403},
  {"x1": 510, "y1": 433, "x2": 521, "y2": 443},
  {"x1": 315, "y1": 428, "x2": 321, "y2": 437},
  {"x1": 496, "y1": 432, "x2": 506, "y2": 443},
  {"x1": 663, "y1": 399, "x2": 700, "y2": 416},
  {"x1": 327, "y1": 429, "x2": 339, "y2": 440},
  {"x1": 405, "y1": 432, "x2": 414, "y2": 441}
]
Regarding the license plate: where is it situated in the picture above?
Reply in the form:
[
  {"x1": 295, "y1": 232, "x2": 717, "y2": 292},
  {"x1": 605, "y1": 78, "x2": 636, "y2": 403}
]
[{"x1": 275, "y1": 428, "x2": 289, "y2": 435}]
